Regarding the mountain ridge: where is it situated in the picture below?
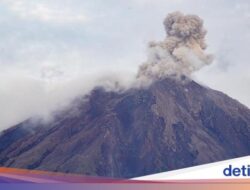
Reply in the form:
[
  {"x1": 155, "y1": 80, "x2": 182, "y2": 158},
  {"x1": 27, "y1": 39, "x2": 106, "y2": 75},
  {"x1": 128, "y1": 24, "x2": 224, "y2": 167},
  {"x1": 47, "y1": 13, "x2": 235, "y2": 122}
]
[{"x1": 0, "y1": 78, "x2": 249, "y2": 178}]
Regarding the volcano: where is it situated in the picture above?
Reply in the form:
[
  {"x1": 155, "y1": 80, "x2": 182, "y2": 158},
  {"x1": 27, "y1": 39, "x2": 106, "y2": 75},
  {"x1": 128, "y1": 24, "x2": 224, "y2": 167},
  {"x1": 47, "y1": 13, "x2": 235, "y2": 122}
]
[{"x1": 0, "y1": 78, "x2": 249, "y2": 178}]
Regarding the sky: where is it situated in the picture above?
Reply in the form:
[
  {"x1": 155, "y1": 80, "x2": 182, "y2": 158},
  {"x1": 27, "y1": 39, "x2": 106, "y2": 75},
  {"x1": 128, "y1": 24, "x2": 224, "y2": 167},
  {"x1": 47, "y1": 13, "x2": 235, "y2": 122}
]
[{"x1": 0, "y1": 0, "x2": 250, "y2": 130}]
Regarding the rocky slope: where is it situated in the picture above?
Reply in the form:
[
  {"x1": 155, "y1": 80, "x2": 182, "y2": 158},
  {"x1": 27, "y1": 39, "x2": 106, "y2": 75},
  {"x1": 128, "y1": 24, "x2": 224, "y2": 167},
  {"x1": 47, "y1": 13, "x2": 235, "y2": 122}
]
[{"x1": 0, "y1": 78, "x2": 250, "y2": 178}]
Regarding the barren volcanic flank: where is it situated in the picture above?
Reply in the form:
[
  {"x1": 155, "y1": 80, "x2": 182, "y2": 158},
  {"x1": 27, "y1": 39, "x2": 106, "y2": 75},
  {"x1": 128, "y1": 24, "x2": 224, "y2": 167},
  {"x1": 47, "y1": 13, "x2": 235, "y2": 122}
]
[{"x1": 0, "y1": 78, "x2": 249, "y2": 178}]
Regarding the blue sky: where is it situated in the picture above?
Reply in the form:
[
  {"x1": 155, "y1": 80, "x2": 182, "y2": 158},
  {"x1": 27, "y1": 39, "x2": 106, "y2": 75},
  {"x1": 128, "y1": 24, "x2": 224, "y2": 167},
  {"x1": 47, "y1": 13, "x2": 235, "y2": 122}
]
[{"x1": 0, "y1": 0, "x2": 250, "y2": 129}]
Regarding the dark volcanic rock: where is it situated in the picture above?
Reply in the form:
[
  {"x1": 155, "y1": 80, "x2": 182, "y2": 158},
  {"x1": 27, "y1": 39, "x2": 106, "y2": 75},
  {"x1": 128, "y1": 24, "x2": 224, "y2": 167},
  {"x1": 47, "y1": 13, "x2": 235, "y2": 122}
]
[{"x1": 0, "y1": 78, "x2": 250, "y2": 178}]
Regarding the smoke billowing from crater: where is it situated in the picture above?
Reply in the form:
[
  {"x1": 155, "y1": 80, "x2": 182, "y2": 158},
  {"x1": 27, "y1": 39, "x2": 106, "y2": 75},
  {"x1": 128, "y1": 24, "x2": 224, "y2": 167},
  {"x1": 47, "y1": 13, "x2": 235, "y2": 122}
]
[
  {"x1": 137, "y1": 11, "x2": 213, "y2": 82},
  {"x1": 0, "y1": 11, "x2": 215, "y2": 130}
]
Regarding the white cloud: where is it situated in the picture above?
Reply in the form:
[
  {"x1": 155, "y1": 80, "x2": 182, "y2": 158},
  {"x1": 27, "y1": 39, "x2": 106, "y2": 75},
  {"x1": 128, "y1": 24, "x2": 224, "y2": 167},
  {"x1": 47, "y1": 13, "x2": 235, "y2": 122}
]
[{"x1": 0, "y1": 69, "x2": 135, "y2": 130}]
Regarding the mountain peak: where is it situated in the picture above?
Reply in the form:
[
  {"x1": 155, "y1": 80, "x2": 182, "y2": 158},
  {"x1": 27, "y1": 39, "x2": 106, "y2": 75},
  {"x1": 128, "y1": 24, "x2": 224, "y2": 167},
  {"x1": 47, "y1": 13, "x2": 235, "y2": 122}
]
[{"x1": 0, "y1": 78, "x2": 249, "y2": 178}]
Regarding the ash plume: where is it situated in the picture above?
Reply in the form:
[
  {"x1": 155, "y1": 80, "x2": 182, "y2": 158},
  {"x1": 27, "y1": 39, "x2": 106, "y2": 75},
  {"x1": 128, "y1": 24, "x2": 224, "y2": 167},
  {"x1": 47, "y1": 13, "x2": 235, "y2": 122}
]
[
  {"x1": 0, "y1": 11, "x2": 215, "y2": 131},
  {"x1": 137, "y1": 11, "x2": 213, "y2": 82}
]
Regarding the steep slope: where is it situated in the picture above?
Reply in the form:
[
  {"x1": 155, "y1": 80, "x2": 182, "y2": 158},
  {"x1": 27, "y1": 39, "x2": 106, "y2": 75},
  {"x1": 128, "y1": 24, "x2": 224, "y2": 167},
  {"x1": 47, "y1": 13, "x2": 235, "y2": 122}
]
[{"x1": 0, "y1": 78, "x2": 250, "y2": 178}]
